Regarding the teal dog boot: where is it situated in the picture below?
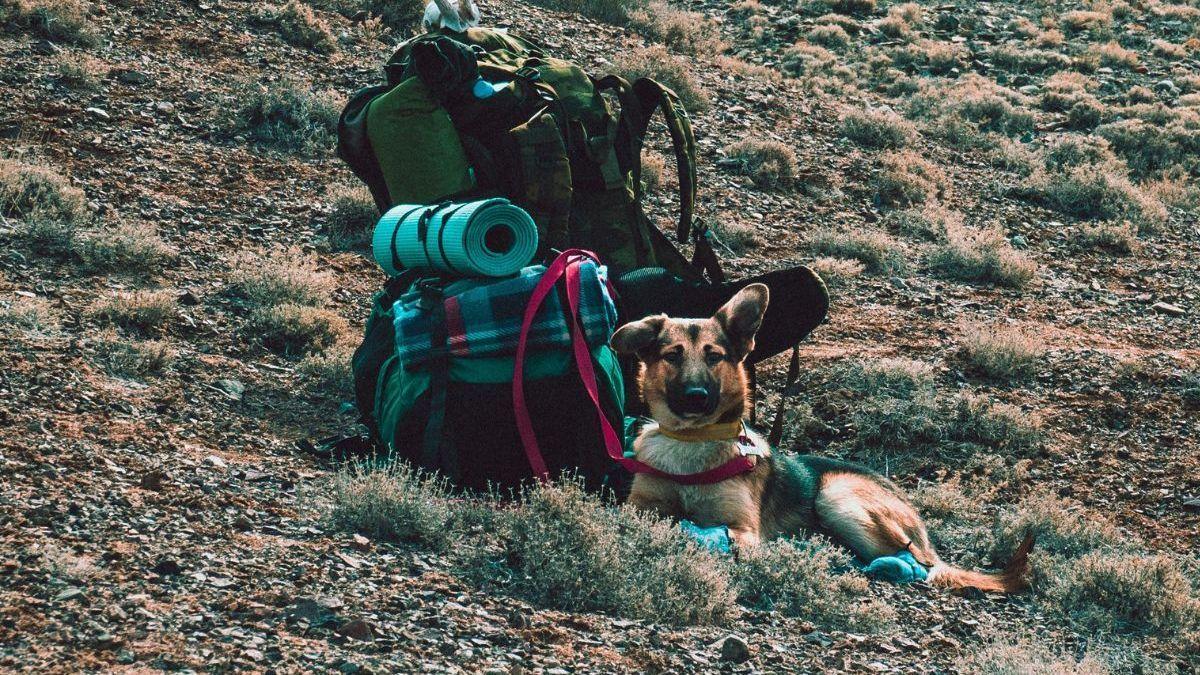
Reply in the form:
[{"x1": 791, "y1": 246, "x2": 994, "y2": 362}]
[
  {"x1": 862, "y1": 550, "x2": 929, "y2": 584},
  {"x1": 679, "y1": 520, "x2": 732, "y2": 554}
]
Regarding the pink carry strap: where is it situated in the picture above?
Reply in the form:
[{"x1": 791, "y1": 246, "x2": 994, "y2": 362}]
[{"x1": 513, "y1": 250, "x2": 757, "y2": 486}]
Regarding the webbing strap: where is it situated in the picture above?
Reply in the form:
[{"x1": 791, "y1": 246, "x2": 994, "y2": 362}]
[
  {"x1": 767, "y1": 344, "x2": 801, "y2": 448},
  {"x1": 421, "y1": 285, "x2": 451, "y2": 474},
  {"x1": 513, "y1": 250, "x2": 754, "y2": 486}
]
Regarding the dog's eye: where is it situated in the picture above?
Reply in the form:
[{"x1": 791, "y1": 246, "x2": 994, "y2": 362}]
[
  {"x1": 661, "y1": 349, "x2": 682, "y2": 364},
  {"x1": 705, "y1": 351, "x2": 725, "y2": 366}
]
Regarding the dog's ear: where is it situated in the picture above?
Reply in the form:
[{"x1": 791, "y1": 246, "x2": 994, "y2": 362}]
[
  {"x1": 610, "y1": 315, "x2": 666, "y2": 359},
  {"x1": 714, "y1": 283, "x2": 769, "y2": 360}
]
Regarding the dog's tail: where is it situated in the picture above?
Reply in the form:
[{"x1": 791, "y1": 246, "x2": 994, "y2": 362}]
[{"x1": 925, "y1": 532, "x2": 1034, "y2": 594}]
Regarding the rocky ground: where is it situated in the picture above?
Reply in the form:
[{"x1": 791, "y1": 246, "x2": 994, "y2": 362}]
[{"x1": 1, "y1": 0, "x2": 1198, "y2": 672}]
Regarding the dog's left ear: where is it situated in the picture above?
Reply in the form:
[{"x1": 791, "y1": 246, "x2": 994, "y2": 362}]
[{"x1": 714, "y1": 283, "x2": 769, "y2": 360}]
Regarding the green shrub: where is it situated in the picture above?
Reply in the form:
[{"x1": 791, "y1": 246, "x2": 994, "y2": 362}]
[
  {"x1": 991, "y1": 492, "x2": 1123, "y2": 561},
  {"x1": 478, "y1": 481, "x2": 735, "y2": 626},
  {"x1": 807, "y1": 23, "x2": 851, "y2": 49},
  {"x1": 710, "y1": 220, "x2": 763, "y2": 253},
  {"x1": 1024, "y1": 164, "x2": 1167, "y2": 233},
  {"x1": 909, "y1": 75, "x2": 1034, "y2": 137},
  {"x1": 54, "y1": 51, "x2": 102, "y2": 90},
  {"x1": 628, "y1": 0, "x2": 724, "y2": 55},
  {"x1": 523, "y1": 0, "x2": 645, "y2": 24},
  {"x1": 722, "y1": 138, "x2": 798, "y2": 188},
  {"x1": 297, "y1": 340, "x2": 354, "y2": 397},
  {"x1": 615, "y1": 46, "x2": 708, "y2": 112},
  {"x1": 809, "y1": 228, "x2": 905, "y2": 274},
  {"x1": 328, "y1": 462, "x2": 461, "y2": 548},
  {"x1": 311, "y1": 0, "x2": 422, "y2": 28},
  {"x1": 987, "y1": 45, "x2": 1072, "y2": 74},
  {"x1": 885, "y1": 204, "x2": 961, "y2": 241},
  {"x1": 841, "y1": 358, "x2": 935, "y2": 398},
  {"x1": 736, "y1": 538, "x2": 896, "y2": 632},
  {"x1": 1095, "y1": 118, "x2": 1195, "y2": 177},
  {"x1": 93, "y1": 334, "x2": 173, "y2": 378},
  {"x1": 228, "y1": 78, "x2": 341, "y2": 153},
  {"x1": 808, "y1": 256, "x2": 863, "y2": 291},
  {"x1": 1077, "y1": 221, "x2": 1137, "y2": 254},
  {"x1": 956, "y1": 635, "x2": 1109, "y2": 675},
  {"x1": 781, "y1": 42, "x2": 838, "y2": 77}
]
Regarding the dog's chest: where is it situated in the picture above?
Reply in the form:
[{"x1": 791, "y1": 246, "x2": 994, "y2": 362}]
[{"x1": 635, "y1": 428, "x2": 766, "y2": 527}]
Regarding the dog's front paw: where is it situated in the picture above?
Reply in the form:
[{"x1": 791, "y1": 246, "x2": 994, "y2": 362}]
[
  {"x1": 862, "y1": 551, "x2": 928, "y2": 584},
  {"x1": 679, "y1": 520, "x2": 732, "y2": 555}
]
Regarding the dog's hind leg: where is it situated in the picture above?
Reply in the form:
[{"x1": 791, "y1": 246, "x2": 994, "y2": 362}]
[{"x1": 812, "y1": 472, "x2": 937, "y2": 566}]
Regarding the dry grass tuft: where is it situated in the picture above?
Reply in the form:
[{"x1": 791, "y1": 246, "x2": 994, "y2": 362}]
[
  {"x1": 889, "y1": 39, "x2": 971, "y2": 75},
  {"x1": 253, "y1": 1, "x2": 337, "y2": 54},
  {"x1": 523, "y1": 0, "x2": 645, "y2": 24},
  {"x1": 872, "y1": 150, "x2": 947, "y2": 206},
  {"x1": 1151, "y1": 38, "x2": 1187, "y2": 60},
  {"x1": 0, "y1": 295, "x2": 56, "y2": 332},
  {"x1": 1060, "y1": 9, "x2": 1113, "y2": 34},
  {"x1": 1023, "y1": 163, "x2": 1167, "y2": 234},
  {"x1": 78, "y1": 221, "x2": 177, "y2": 275},
  {"x1": 227, "y1": 78, "x2": 341, "y2": 153},
  {"x1": 722, "y1": 139, "x2": 797, "y2": 188},
  {"x1": 781, "y1": 42, "x2": 838, "y2": 77},
  {"x1": 615, "y1": 46, "x2": 708, "y2": 112},
  {"x1": 736, "y1": 537, "x2": 896, "y2": 632},
  {"x1": 629, "y1": 0, "x2": 724, "y2": 55},
  {"x1": 0, "y1": 0, "x2": 100, "y2": 46},
  {"x1": 710, "y1": 220, "x2": 763, "y2": 253},
  {"x1": 927, "y1": 224, "x2": 1036, "y2": 289},
  {"x1": 249, "y1": 303, "x2": 347, "y2": 356},
  {"x1": 809, "y1": 228, "x2": 905, "y2": 274},
  {"x1": 808, "y1": 256, "x2": 863, "y2": 291},
  {"x1": 1092, "y1": 41, "x2": 1140, "y2": 69},
  {"x1": 93, "y1": 334, "x2": 174, "y2": 379},
  {"x1": 886, "y1": 204, "x2": 962, "y2": 241},
  {"x1": 229, "y1": 247, "x2": 335, "y2": 309},
  {"x1": 325, "y1": 184, "x2": 377, "y2": 250},
  {"x1": 1077, "y1": 221, "x2": 1138, "y2": 254},
  {"x1": 841, "y1": 108, "x2": 917, "y2": 149},
  {"x1": 958, "y1": 323, "x2": 1043, "y2": 382},
  {"x1": 297, "y1": 339, "x2": 354, "y2": 398},
  {"x1": 910, "y1": 75, "x2": 1034, "y2": 139},
  {"x1": 807, "y1": 23, "x2": 851, "y2": 50},
  {"x1": 54, "y1": 51, "x2": 103, "y2": 90},
  {"x1": 91, "y1": 290, "x2": 176, "y2": 335},
  {"x1": 955, "y1": 635, "x2": 1109, "y2": 675},
  {"x1": 328, "y1": 462, "x2": 460, "y2": 548},
  {"x1": 640, "y1": 150, "x2": 666, "y2": 193},
  {"x1": 0, "y1": 157, "x2": 86, "y2": 225}
]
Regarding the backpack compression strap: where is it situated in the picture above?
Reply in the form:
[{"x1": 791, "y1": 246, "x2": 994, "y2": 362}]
[{"x1": 513, "y1": 250, "x2": 752, "y2": 485}]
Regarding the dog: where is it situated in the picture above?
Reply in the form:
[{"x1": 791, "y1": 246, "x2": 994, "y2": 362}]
[{"x1": 610, "y1": 283, "x2": 1033, "y2": 592}]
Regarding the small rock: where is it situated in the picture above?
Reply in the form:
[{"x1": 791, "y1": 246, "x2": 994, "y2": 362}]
[
  {"x1": 55, "y1": 587, "x2": 85, "y2": 602},
  {"x1": 717, "y1": 634, "x2": 751, "y2": 663},
  {"x1": 1151, "y1": 301, "x2": 1186, "y2": 317},
  {"x1": 204, "y1": 454, "x2": 228, "y2": 469},
  {"x1": 214, "y1": 378, "x2": 245, "y2": 401},
  {"x1": 154, "y1": 101, "x2": 176, "y2": 114},
  {"x1": 284, "y1": 598, "x2": 341, "y2": 628},
  {"x1": 152, "y1": 559, "x2": 182, "y2": 576},
  {"x1": 85, "y1": 107, "x2": 110, "y2": 120},
  {"x1": 139, "y1": 470, "x2": 167, "y2": 491},
  {"x1": 116, "y1": 650, "x2": 136, "y2": 665},
  {"x1": 336, "y1": 618, "x2": 376, "y2": 642},
  {"x1": 1183, "y1": 498, "x2": 1200, "y2": 513},
  {"x1": 177, "y1": 289, "x2": 200, "y2": 305},
  {"x1": 351, "y1": 534, "x2": 371, "y2": 551},
  {"x1": 1009, "y1": 234, "x2": 1028, "y2": 249},
  {"x1": 114, "y1": 69, "x2": 150, "y2": 85}
]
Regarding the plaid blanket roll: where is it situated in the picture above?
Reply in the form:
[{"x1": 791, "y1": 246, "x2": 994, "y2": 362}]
[{"x1": 394, "y1": 261, "x2": 618, "y2": 369}]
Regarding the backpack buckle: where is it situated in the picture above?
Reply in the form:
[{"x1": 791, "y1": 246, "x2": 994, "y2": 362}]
[{"x1": 514, "y1": 65, "x2": 541, "y2": 82}]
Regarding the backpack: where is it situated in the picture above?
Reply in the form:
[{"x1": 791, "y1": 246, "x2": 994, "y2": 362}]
[
  {"x1": 351, "y1": 251, "x2": 629, "y2": 492},
  {"x1": 337, "y1": 26, "x2": 724, "y2": 283}
]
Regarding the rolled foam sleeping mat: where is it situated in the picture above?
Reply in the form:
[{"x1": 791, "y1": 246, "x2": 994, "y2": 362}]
[{"x1": 372, "y1": 198, "x2": 538, "y2": 278}]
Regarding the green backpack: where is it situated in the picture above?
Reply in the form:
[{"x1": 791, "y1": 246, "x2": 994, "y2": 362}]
[{"x1": 337, "y1": 26, "x2": 723, "y2": 282}]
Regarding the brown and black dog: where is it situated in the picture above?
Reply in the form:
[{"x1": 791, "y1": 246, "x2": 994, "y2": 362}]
[{"x1": 610, "y1": 283, "x2": 1032, "y2": 593}]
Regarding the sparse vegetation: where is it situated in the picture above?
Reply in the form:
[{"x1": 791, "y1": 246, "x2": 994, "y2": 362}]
[
  {"x1": 1, "y1": 157, "x2": 86, "y2": 226},
  {"x1": 53, "y1": 52, "x2": 102, "y2": 90},
  {"x1": 640, "y1": 150, "x2": 665, "y2": 193},
  {"x1": 227, "y1": 78, "x2": 341, "y2": 153},
  {"x1": 958, "y1": 323, "x2": 1043, "y2": 382},
  {"x1": 927, "y1": 224, "x2": 1037, "y2": 289},
  {"x1": 253, "y1": 1, "x2": 337, "y2": 54},
  {"x1": 297, "y1": 339, "x2": 354, "y2": 397},
  {"x1": 872, "y1": 150, "x2": 946, "y2": 206},
  {"x1": 710, "y1": 219, "x2": 763, "y2": 253},
  {"x1": 841, "y1": 108, "x2": 917, "y2": 149},
  {"x1": 809, "y1": 228, "x2": 905, "y2": 274},
  {"x1": 722, "y1": 138, "x2": 797, "y2": 188},
  {"x1": 628, "y1": 0, "x2": 724, "y2": 56},
  {"x1": 0, "y1": 0, "x2": 100, "y2": 46},
  {"x1": 1077, "y1": 221, "x2": 1138, "y2": 254},
  {"x1": 808, "y1": 256, "x2": 863, "y2": 290},
  {"x1": 0, "y1": 295, "x2": 55, "y2": 332},
  {"x1": 1023, "y1": 163, "x2": 1167, "y2": 234},
  {"x1": 615, "y1": 46, "x2": 709, "y2": 112},
  {"x1": 807, "y1": 23, "x2": 851, "y2": 50},
  {"x1": 249, "y1": 303, "x2": 347, "y2": 356},
  {"x1": 229, "y1": 247, "x2": 335, "y2": 309},
  {"x1": 93, "y1": 334, "x2": 174, "y2": 379},
  {"x1": 325, "y1": 184, "x2": 377, "y2": 250},
  {"x1": 955, "y1": 635, "x2": 1109, "y2": 675},
  {"x1": 91, "y1": 290, "x2": 176, "y2": 335},
  {"x1": 78, "y1": 221, "x2": 177, "y2": 275}
]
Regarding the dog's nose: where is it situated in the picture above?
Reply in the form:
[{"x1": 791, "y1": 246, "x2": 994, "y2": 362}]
[{"x1": 683, "y1": 386, "x2": 710, "y2": 410}]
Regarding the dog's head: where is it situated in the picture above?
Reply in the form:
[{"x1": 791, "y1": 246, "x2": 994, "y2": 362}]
[{"x1": 611, "y1": 284, "x2": 769, "y2": 429}]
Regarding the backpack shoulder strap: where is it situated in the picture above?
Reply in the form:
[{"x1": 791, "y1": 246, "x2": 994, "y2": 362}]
[{"x1": 631, "y1": 78, "x2": 698, "y2": 244}]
